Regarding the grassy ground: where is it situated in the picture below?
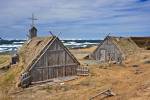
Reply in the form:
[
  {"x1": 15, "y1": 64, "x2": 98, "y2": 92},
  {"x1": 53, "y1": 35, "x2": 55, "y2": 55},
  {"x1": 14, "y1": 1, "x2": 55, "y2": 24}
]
[
  {"x1": 0, "y1": 55, "x2": 10, "y2": 69},
  {"x1": 0, "y1": 54, "x2": 24, "y2": 100},
  {"x1": 0, "y1": 47, "x2": 150, "y2": 100}
]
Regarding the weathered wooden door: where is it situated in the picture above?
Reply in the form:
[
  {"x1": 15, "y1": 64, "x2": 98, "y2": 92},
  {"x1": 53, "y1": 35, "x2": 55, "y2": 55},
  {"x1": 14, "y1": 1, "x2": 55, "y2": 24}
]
[{"x1": 100, "y1": 50, "x2": 106, "y2": 62}]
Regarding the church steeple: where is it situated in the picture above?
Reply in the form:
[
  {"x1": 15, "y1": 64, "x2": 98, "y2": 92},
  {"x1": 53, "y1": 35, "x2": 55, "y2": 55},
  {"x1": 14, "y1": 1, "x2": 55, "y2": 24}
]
[
  {"x1": 29, "y1": 26, "x2": 37, "y2": 39},
  {"x1": 28, "y1": 13, "x2": 38, "y2": 39}
]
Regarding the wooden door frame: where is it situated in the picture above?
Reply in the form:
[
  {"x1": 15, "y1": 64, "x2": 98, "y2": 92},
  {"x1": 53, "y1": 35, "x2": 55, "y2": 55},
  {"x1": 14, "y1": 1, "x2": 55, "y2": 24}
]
[{"x1": 100, "y1": 49, "x2": 106, "y2": 62}]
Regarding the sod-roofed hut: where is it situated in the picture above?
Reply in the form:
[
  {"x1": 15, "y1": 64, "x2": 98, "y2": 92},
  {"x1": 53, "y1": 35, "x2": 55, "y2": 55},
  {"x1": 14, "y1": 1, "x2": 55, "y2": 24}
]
[
  {"x1": 89, "y1": 36, "x2": 139, "y2": 63},
  {"x1": 19, "y1": 36, "x2": 80, "y2": 87}
]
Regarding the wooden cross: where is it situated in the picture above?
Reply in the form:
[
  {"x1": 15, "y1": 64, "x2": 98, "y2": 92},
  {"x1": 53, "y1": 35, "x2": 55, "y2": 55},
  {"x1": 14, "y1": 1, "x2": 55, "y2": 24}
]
[
  {"x1": 49, "y1": 31, "x2": 54, "y2": 36},
  {"x1": 29, "y1": 13, "x2": 38, "y2": 27}
]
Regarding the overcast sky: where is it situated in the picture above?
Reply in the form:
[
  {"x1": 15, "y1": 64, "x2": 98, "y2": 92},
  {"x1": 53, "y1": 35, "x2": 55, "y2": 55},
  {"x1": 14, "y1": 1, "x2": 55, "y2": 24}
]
[{"x1": 0, "y1": 0, "x2": 150, "y2": 39}]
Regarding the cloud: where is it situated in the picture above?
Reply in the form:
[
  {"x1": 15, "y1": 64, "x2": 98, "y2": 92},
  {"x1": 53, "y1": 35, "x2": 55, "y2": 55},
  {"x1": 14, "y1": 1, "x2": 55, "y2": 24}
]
[{"x1": 0, "y1": 0, "x2": 150, "y2": 39}]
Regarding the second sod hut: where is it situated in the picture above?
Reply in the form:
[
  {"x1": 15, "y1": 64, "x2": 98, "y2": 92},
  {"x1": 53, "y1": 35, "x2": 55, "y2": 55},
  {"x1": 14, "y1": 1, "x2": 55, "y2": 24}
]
[
  {"x1": 88, "y1": 36, "x2": 139, "y2": 63},
  {"x1": 19, "y1": 35, "x2": 80, "y2": 87}
]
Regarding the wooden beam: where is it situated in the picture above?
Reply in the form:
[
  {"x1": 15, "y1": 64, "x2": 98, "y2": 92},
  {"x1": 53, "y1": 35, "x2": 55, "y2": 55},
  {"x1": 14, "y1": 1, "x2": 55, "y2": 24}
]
[
  {"x1": 36, "y1": 63, "x2": 77, "y2": 69},
  {"x1": 89, "y1": 89, "x2": 116, "y2": 100},
  {"x1": 47, "y1": 49, "x2": 64, "y2": 52},
  {"x1": 31, "y1": 79, "x2": 53, "y2": 84}
]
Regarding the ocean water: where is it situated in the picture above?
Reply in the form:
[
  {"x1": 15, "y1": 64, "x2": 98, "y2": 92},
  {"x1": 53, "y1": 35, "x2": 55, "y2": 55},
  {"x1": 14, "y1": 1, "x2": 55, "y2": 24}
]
[{"x1": 0, "y1": 40, "x2": 101, "y2": 53}]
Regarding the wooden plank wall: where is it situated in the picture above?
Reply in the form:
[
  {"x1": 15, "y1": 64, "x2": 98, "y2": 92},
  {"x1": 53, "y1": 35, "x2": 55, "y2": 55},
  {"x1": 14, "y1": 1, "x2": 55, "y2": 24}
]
[
  {"x1": 93, "y1": 39, "x2": 122, "y2": 62},
  {"x1": 30, "y1": 39, "x2": 78, "y2": 82}
]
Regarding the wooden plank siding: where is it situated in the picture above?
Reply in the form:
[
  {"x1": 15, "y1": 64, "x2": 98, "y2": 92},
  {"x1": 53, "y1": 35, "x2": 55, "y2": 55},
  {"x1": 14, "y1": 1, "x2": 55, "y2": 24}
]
[
  {"x1": 91, "y1": 38, "x2": 122, "y2": 63},
  {"x1": 30, "y1": 38, "x2": 79, "y2": 83}
]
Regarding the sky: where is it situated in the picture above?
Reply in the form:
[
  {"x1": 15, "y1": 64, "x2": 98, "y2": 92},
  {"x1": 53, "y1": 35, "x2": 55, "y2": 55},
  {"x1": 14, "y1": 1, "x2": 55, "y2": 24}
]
[{"x1": 0, "y1": 0, "x2": 150, "y2": 40}]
